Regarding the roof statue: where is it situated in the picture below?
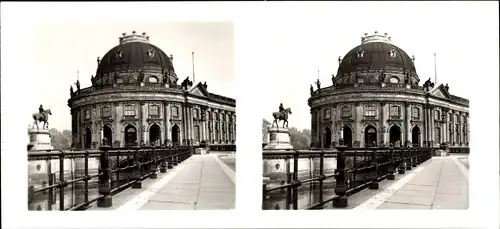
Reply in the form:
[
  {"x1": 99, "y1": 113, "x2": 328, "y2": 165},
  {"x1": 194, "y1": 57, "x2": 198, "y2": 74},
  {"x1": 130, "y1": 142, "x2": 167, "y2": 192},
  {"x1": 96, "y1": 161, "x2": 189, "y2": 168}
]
[{"x1": 272, "y1": 103, "x2": 292, "y2": 128}]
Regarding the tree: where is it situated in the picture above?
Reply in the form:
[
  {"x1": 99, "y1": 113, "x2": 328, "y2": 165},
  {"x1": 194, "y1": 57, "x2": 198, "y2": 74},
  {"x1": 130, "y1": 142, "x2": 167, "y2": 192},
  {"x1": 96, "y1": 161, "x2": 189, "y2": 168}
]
[
  {"x1": 49, "y1": 128, "x2": 72, "y2": 150},
  {"x1": 262, "y1": 119, "x2": 271, "y2": 142},
  {"x1": 289, "y1": 127, "x2": 311, "y2": 150}
]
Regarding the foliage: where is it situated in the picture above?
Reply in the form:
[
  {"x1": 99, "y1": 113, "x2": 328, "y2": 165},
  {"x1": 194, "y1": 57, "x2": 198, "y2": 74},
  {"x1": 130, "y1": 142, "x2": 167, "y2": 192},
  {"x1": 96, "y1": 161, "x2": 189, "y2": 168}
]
[
  {"x1": 262, "y1": 119, "x2": 311, "y2": 150},
  {"x1": 49, "y1": 128, "x2": 72, "y2": 150}
]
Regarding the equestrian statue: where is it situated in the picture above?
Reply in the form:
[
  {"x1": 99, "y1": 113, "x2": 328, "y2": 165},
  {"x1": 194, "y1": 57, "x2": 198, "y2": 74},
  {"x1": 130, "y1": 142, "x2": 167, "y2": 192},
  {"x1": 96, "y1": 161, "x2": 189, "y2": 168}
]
[
  {"x1": 32, "y1": 104, "x2": 52, "y2": 129},
  {"x1": 272, "y1": 103, "x2": 292, "y2": 128}
]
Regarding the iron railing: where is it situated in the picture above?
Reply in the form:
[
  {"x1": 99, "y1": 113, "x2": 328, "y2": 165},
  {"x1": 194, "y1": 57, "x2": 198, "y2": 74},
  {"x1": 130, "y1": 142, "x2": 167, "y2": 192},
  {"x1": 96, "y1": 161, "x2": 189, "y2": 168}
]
[
  {"x1": 449, "y1": 147, "x2": 470, "y2": 154},
  {"x1": 28, "y1": 144, "x2": 193, "y2": 211},
  {"x1": 262, "y1": 145, "x2": 434, "y2": 210},
  {"x1": 208, "y1": 144, "x2": 236, "y2": 151}
]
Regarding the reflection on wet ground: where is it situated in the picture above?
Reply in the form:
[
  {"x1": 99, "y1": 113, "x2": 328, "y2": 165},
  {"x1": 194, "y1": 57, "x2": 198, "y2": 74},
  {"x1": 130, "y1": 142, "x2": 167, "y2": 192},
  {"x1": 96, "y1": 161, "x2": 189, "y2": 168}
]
[{"x1": 263, "y1": 181, "x2": 337, "y2": 210}]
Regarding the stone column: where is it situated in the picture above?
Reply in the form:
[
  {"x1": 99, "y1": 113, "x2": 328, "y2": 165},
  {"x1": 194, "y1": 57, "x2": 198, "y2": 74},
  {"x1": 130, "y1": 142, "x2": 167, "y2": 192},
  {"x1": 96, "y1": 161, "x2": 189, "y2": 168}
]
[
  {"x1": 450, "y1": 110, "x2": 455, "y2": 146},
  {"x1": 163, "y1": 102, "x2": 169, "y2": 144},
  {"x1": 405, "y1": 102, "x2": 410, "y2": 145},
  {"x1": 140, "y1": 101, "x2": 146, "y2": 144},
  {"x1": 380, "y1": 101, "x2": 386, "y2": 146},
  {"x1": 354, "y1": 102, "x2": 361, "y2": 146},
  {"x1": 317, "y1": 108, "x2": 321, "y2": 146},
  {"x1": 113, "y1": 102, "x2": 120, "y2": 147},
  {"x1": 442, "y1": 108, "x2": 447, "y2": 144}
]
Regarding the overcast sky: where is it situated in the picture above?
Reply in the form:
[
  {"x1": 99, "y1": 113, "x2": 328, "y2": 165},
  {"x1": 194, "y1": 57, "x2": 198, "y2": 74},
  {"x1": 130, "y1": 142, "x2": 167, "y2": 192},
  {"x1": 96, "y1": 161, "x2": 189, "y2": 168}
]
[
  {"x1": 6, "y1": 21, "x2": 234, "y2": 130},
  {"x1": 256, "y1": 2, "x2": 499, "y2": 130}
]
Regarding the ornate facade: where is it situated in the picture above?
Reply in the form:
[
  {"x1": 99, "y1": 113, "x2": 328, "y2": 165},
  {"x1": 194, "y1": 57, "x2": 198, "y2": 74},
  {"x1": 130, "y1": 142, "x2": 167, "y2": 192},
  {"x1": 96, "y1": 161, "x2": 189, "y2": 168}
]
[
  {"x1": 308, "y1": 32, "x2": 469, "y2": 149},
  {"x1": 68, "y1": 31, "x2": 236, "y2": 149}
]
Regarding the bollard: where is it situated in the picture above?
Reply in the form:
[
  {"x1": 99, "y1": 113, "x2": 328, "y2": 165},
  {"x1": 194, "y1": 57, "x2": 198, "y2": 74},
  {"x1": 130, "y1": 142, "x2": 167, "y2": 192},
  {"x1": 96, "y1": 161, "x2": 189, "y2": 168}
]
[
  {"x1": 406, "y1": 151, "x2": 412, "y2": 170},
  {"x1": 98, "y1": 144, "x2": 112, "y2": 207},
  {"x1": 333, "y1": 143, "x2": 348, "y2": 208},
  {"x1": 160, "y1": 149, "x2": 167, "y2": 173}
]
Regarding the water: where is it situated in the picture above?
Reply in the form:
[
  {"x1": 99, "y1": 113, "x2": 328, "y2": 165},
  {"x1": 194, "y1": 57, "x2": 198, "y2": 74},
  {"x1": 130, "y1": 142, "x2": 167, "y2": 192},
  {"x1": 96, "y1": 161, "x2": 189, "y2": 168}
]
[{"x1": 263, "y1": 181, "x2": 337, "y2": 210}]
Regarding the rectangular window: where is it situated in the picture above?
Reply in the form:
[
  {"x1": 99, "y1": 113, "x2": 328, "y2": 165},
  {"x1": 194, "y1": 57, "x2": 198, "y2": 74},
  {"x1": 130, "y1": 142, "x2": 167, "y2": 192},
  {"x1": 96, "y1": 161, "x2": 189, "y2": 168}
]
[
  {"x1": 363, "y1": 105, "x2": 376, "y2": 117},
  {"x1": 412, "y1": 107, "x2": 419, "y2": 119},
  {"x1": 101, "y1": 106, "x2": 111, "y2": 118},
  {"x1": 324, "y1": 109, "x2": 331, "y2": 119},
  {"x1": 124, "y1": 105, "x2": 135, "y2": 116},
  {"x1": 390, "y1": 105, "x2": 400, "y2": 117},
  {"x1": 171, "y1": 106, "x2": 179, "y2": 117},
  {"x1": 84, "y1": 109, "x2": 91, "y2": 120},
  {"x1": 434, "y1": 110, "x2": 440, "y2": 120},
  {"x1": 149, "y1": 105, "x2": 159, "y2": 117},
  {"x1": 435, "y1": 127, "x2": 441, "y2": 143},
  {"x1": 341, "y1": 106, "x2": 351, "y2": 118},
  {"x1": 193, "y1": 108, "x2": 199, "y2": 119}
]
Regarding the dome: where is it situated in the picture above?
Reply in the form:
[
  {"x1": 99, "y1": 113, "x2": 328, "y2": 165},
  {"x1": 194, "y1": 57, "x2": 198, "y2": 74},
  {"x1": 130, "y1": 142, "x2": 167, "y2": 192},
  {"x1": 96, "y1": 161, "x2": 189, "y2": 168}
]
[
  {"x1": 334, "y1": 32, "x2": 419, "y2": 86},
  {"x1": 93, "y1": 31, "x2": 177, "y2": 85}
]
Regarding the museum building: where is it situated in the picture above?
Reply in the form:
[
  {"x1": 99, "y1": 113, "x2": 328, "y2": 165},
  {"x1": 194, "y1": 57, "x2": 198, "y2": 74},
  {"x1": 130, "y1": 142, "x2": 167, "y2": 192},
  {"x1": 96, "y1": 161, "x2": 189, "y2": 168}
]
[
  {"x1": 308, "y1": 32, "x2": 469, "y2": 149},
  {"x1": 68, "y1": 31, "x2": 236, "y2": 148}
]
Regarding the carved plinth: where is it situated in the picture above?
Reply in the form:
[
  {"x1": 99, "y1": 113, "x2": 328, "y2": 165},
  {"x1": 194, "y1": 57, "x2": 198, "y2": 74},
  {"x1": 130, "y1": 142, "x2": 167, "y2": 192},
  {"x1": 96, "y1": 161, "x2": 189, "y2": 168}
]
[
  {"x1": 27, "y1": 129, "x2": 53, "y2": 151},
  {"x1": 263, "y1": 126, "x2": 293, "y2": 150}
]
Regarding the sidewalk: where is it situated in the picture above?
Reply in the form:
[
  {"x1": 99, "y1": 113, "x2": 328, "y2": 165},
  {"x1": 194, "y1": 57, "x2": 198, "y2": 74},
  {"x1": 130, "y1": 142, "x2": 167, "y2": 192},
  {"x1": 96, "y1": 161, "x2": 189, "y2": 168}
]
[
  {"x1": 115, "y1": 154, "x2": 235, "y2": 210},
  {"x1": 354, "y1": 156, "x2": 469, "y2": 210}
]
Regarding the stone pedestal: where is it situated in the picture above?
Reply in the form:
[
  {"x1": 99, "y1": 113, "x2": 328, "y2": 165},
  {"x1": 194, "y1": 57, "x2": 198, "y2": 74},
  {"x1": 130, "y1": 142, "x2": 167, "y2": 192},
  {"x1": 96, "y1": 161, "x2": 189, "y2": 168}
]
[
  {"x1": 28, "y1": 129, "x2": 53, "y2": 151},
  {"x1": 263, "y1": 126, "x2": 293, "y2": 150}
]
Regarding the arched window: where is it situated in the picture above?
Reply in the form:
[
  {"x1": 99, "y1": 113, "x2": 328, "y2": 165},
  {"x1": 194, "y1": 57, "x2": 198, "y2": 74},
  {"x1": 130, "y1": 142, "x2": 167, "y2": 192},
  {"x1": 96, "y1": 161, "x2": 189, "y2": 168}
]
[
  {"x1": 148, "y1": 76, "x2": 158, "y2": 83},
  {"x1": 101, "y1": 106, "x2": 111, "y2": 118},
  {"x1": 324, "y1": 108, "x2": 331, "y2": 119},
  {"x1": 149, "y1": 105, "x2": 159, "y2": 117},
  {"x1": 363, "y1": 105, "x2": 375, "y2": 117},
  {"x1": 124, "y1": 105, "x2": 135, "y2": 116},
  {"x1": 389, "y1": 105, "x2": 400, "y2": 117}
]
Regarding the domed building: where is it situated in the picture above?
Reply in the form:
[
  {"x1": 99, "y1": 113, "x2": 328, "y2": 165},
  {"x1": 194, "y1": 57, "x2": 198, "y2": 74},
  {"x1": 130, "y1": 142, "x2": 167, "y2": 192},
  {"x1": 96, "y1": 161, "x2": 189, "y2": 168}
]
[
  {"x1": 68, "y1": 31, "x2": 236, "y2": 148},
  {"x1": 308, "y1": 32, "x2": 469, "y2": 149}
]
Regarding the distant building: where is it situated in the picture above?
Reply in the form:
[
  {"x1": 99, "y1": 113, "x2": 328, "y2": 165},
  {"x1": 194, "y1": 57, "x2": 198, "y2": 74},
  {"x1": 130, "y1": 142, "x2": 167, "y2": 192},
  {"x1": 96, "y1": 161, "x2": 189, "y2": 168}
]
[
  {"x1": 68, "y1": 31, "x2": 236, "y2": 148},
  {"x1": 308, "y1": 32, "x2": 469, "y2": 148}
]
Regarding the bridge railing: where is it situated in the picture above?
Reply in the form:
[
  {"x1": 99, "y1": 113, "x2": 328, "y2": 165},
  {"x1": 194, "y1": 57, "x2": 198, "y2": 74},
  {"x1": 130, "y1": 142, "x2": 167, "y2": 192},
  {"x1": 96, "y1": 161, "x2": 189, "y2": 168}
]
[
  {"x1": 262, "y1": 145, "x2": 434, "y2": 210},
  {"x1": 207, "y1": 144, "x2": 236, "y2": 151},
  {"x1": 28, "y1": 145, "x2": 193, "y2": 211}
]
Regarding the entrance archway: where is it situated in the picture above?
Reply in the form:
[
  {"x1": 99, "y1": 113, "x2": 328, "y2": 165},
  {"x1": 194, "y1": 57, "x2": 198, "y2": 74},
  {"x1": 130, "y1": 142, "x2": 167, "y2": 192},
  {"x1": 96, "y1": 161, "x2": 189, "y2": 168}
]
[
  {"x1": 103, "y1": 125, "x2": 112, "y2": 146},
  {"x1": 84, "y1": 128, "x2": 92, "y2": 149},
  {"x1": 364, "y1": 126, "x2": 377, "y2": 147},
  {"x1": 389, "y1": 125, "x2": 402, "y2": 147},
  {"x1": 149, "y1": 124, "x2": 161, "y2": 146},
  {"x1": 323, "y1": 127, "x2": 331, "y2": 148},
  {"x1": 412, "y1": 126, "x2": 420, "y2": 147},
  {"x1": 124, "y1": 125, "x2": 137, "y2": 147},
  {"x1": 171, "y1": 125, "x2": 180, "y2": 146},
  {"x1": 343, "y1": 126, "x2": 353, "y2": 148}
]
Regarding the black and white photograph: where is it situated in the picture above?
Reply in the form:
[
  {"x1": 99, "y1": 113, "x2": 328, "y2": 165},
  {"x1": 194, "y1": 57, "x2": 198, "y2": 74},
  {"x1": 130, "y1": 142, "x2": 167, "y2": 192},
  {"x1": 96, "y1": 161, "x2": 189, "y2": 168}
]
[
  {"x1": 261, "y1": 4, "x2": 479, "y2": 211},
  {"x1": 23, "y1": 22, "x2": 236, "y2": 211},
  {"x1": 1, "y1": 1, "x2": 499, "y2": 229}
]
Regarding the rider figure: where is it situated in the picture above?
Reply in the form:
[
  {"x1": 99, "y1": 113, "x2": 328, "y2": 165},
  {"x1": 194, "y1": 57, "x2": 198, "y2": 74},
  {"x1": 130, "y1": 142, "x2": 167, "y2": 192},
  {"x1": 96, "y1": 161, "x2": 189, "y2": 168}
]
[
  {"x1": 279, "y1": 103, "x2": 285, "y2": 115},
  {"x1": 39, "y1": 105, "x2": 45, "y2": 119}
]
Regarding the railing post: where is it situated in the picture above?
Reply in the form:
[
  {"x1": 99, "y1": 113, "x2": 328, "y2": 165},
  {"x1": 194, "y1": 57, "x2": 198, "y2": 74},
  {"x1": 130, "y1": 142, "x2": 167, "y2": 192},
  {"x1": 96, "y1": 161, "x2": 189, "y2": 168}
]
[
  {"x1": 132, "y1": 149, "x2": 142, "y2": 189},
  {"x1": 58, "y1": 151, "x2": 67, "y2": 211},
  {"x1": 160, "y1": 149, "x2": 167, "y2": 173},
  {"x1": 292, "y1": 150, "x2": 300, "y2": 210},
  {"x1": 369, "y1": 148, "x2": 379, "y2": 189},
  {"x1": 318, "y1": 150, "x2": 325, "y2": 208},
  {"x1": 333, "y1": 144, "x2": 348, "y2": 208},
  {"x1": 150, "y1": 148, "x2": 158, "y2": 179},
  {"x1": 411, "y1": 148, "x2": 417, "y2": 167},
  {"x1": 406, "y1": 150, "x2": 412, "y2": 170},
  {"x1": 398, "y1": 149, "x2": 405, "y2": 174},
  {"x1": 98, "y1": 144, "x2": 112, "y2": 208},
  {"x1": 82, "y1": 151, "x2": 90, "y2": 210},
  {"x1": 387, "y1": 147, "x2": 395, "y2": 180},
  {"x1": 285, "y1": 157, "x2": 292, "y2": 210},
  {"x1": 262, "y1": 184, "x2": 267, "y2": 209}
]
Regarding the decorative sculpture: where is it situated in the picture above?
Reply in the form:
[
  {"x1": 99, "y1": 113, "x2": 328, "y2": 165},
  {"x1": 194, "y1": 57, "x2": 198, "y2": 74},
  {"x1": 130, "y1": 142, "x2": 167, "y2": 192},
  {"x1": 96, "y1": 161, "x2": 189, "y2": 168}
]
[
  {"x1": 316, "y1": 78, "x2": 321, "y2": 90},
  {"x1": 32, "y1": 105, "x2": 52, "y2": 129},
  {"x1": 203, "y1": 81, "x2": 208, "y2": 89},
  {"x1": 272, "y1": 103, "x2": 292, "y2": 128},
  {"x1": 310, "y1": 84, "x2": 314, "y2": 96},
  {"x1": 138, "y1": 70, "x2": 145, "y2": 83},
  {"x1": 445, "y1": 83, "x2": 449, "y2": 92},
  {"x1": 91, "y1": 75, "x2": 95, "y2": 86},
  {"x1": 75, "y1": 80, "x2": 80, "y2": 91},
  {"x1": 70, "y1": 86, "x2": 74, "y2": 95}
]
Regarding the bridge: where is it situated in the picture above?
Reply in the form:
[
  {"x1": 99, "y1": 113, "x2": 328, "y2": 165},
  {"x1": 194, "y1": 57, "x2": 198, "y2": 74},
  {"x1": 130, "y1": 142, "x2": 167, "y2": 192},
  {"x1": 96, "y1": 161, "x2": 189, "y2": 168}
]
[
  {"x1": 28, "y1": 142, "x2": 236, "y2": 211},
  {"x1": 262, "y1": 143, "x2": 469, "y2": 210}
]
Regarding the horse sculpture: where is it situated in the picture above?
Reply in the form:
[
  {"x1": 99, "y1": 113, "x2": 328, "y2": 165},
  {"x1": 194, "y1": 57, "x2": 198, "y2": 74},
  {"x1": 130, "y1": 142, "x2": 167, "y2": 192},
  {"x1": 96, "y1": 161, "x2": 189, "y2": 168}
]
[
  {"x1": 272, "y1": 108, "x2": 292, "y2": 128},
  {"x1": 33, "y1": 109, "x2": 52, "y2": 129}
]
